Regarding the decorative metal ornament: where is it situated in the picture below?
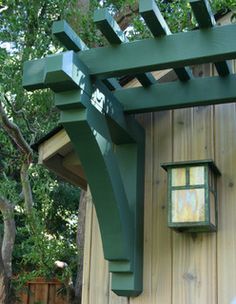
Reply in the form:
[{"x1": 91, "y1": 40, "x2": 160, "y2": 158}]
[{"x1": 162, "y1": 160, "x2": 221, "y2": 233}]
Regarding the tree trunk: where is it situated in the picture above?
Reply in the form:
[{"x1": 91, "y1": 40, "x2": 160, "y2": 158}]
[
  {"x1": 0, "y1": 197, "x2": 16, "y2": 279},
  {"x1": 0, "y1": 196, "x2": 16, "y2": 304},
  {"x1": 0, "y1": 254, "x2": 10, "y2": 304},
  {"x1": 78, "y1": 0, "x2": 90, "y2": 13}
]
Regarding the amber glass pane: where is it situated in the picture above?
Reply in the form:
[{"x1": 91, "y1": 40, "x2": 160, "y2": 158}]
[
  {"x1": 210, "y1": 191, "x2": 216, "y2": 226},
  {"x1": 171, "y1": 189, "x2": 205, "y2": 223},
  {"x1": 189, "y1": 166, "x2": 205, "y2": 185},
  {"x1": 171, "y1": 168, "x2": 186, "y2": 186}
]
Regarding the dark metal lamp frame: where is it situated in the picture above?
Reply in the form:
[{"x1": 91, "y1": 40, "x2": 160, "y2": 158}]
[{"x1": 162, "y1": 160, "x2": 221, "y2": 233}]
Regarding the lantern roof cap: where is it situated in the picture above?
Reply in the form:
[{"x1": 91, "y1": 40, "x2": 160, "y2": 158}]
[{"x1": 161, "y1": 159, "x2": 221, "y2": 176}]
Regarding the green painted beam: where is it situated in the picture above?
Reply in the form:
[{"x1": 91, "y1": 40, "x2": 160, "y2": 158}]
[
  {"x1": 140, "y1": 0, "x2": 193, "y2": 81},
  {"x1": 134, "y1": 72, "x2": 156, "y2": 87},
  {"x1": 78, "y1": 24, "x2": 236, "y2": 78},
  {"x1": 92, "y1": 79, "x2": 141, "y2": 144},
  {"x1": 52, "y1": 20, "x2": 89, "y2": 51},
  {"x1": 190, "y1": 0, "x2": 216, "y2": 28},
  {"x1": 52, "y1": 20, "x2": 122, "y2": 90},
  {"x1": 94, "y1": 8, "x2": 156, "y2": 87},
  {"x1": 23, "y1": 51, "x2": 141, "y2": 144},
  {"x1": 114, "y1": 74, "x2": 236, "y2": 113},
  {"x1": 139, "y1": 0, "x2": 171, "y2": 36},
  {"x1": 189, "y1": 0, "x2": 231, "y2": 76},
  {"x1": 94, "y1": 8, "x2": 129, "y2": 44},
  {"x1": 23, "y1": 51, "x2": 92, "y2": 93},
  {"x1": 22, "y1": 57, "x2": 46, "y2": 91},
  {"x1": 111, "y1": 142, "x2": 144, "y2": 296},
  {"x1": 139, "y1": 0, "x2": 191, "y2": 81},
  {"x1": 102, "y1": 78, "x2": 122, "y2": 90}
]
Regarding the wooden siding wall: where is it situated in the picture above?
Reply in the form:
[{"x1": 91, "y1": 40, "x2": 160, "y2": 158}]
[{"x1": 81, "y1": 59, "x2": 236, "y2": 304}]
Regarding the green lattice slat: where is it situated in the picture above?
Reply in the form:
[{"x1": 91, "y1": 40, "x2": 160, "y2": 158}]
[
  {"x1": 78, "y1": 24, "x2": 236, "y2": 78},
  {"x1": 139, "y1": 0, "x2": 191, "y2": 81},
  {"x1": 114, "y1": 74, "x2": 236, "y2": 113},
  {"x1": 53, "y1": 20, "x2": 122, "y2": 90},
  {"x1": 189, "y1": 0, "x2": 231, "y2": 76},
  {"x1": 94, "y1": 8, "x2": 156, "y2": 87}
]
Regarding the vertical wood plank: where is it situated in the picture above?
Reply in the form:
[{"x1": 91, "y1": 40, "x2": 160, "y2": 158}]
[
  {"x1": 88, "y1": 206, "x2": 109, "y2": 304},
  {"x1": 29, "y1": 284, "x2": 36, "y2": 304},
  {"x1": 130, "y1": 113, "x2": 154, "y2": 304},
  {"x1": 54, "y1": 284, "x2": 66, "y2": 304},
  {"x1": 215, "y1": 60, "x2": 236, "y2": 304},
  {"x1": 151, "y1": 111, "x2": 172, "y2": 304},
  {"x1": 48, "y1": 284, "x2": 56, "y2": 303},
  {"x1": 82, "y1": 189, "x2": 94, "y2": 304},
  {"x1": 172, "y1": 103, "x2": 216, "y2": 304},
  {"x1": 34, "y1": 283, "x2": 48, "y2": 303}
]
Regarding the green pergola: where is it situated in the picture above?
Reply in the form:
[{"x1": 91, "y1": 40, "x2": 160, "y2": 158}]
[{"x1": 22, "y1": 0, "x2": 236, "y2": 297}]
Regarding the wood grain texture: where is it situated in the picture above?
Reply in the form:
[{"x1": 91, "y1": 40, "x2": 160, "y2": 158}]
[
  {"x1": 80, "y1": 13, "x2": 234, "y2": 304},
  {"x1": 38, "y1": 129, "x2": 71, "y2": 163},
  {"x1": 151, "y1": 111, "x2": 172, "y2": 304},
  {"x1": 172, "y1": 101, "x2": 216, "y2": 304},
  {"x1": 81, "y1": 190, "x2": 93, "y2": 304},
  {"x1": 215, "y1": 60, "x2": 236, "y2": 304},
  {"x1": 17, "y1": 280, "x2": 67, "y2": 304},
  {"x1": 34, "y1": 283, "x2": 48, "y2": 303},
  {"x1": 88, "y1": 205, "x2": 109, "y2": 304},
  {"x1": 130, "y1": 113, "x2": 154, "y2": 304}
]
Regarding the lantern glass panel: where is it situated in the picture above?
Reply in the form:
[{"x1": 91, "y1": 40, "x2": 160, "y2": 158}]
[
  {"x1": 171, "y1": 189, "x2": 205, "y2": 223},
  {"x1": 210, "y1": 191, "x2": 216, "y2": 225},
  {"x1": 171, "y1": 168, "x2": 186, "y2": 186},
  {"x1": 189, "y1": 166, "x2": 205, "y2": 185}
]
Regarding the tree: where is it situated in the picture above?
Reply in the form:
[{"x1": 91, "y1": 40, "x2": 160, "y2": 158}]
[{"x1": 0, "y1": 1, "x2": 80, "y2": 301}]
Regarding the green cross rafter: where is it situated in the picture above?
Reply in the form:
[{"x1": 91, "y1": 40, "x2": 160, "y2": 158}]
[
  {"x1": 22, "y1": 0, "x2": 236, "y2": 298},
  {"x1": 78, "y1": 24, "x2": 236, "y2": 78},
  {"x1": 114, "y1": 74, "x2": 236, "y2": 113}
]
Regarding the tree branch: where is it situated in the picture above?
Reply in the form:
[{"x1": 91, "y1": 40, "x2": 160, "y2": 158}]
[
  {"x1": 20, "y1": 162, "x2": 34, "y2": 214},
  {"x1": 116, "y1": 2, "x2": 139, "y2": 31},
  {"x1": 0, "y1": 94, "x2": 32, "y2": 162},
  {"x1": 4, "y1": 94, "x2": 37, "y2": 136},
  {"x1": 0, "y1": 196, "x2": 16, "y2": 278},
  {"x1": 0, "y1": 94, "x2": 34, "y2": 213}
]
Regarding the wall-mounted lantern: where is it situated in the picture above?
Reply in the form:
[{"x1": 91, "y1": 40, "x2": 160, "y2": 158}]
[{"x1": 162, "y1": 160, "x2": 221, "y2": 233}]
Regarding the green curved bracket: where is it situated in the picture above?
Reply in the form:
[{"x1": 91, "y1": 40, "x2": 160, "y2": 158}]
[{"x1": 22, "y1": 23, "x2": 145, "y2": 297}]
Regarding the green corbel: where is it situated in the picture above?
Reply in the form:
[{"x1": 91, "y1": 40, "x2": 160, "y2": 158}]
[
  {"x1": 23, "y1": 51, "x2": 137, "y2": 144},
  {"x1": 23, "y1": 38, "x2": 145, "y2": 297},
  {"x1": 60, "y1": 106, "x2": 134, "y2": 261}
]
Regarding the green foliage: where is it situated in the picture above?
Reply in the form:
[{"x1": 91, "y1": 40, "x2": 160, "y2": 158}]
[
  {"x1": 13, "y1": 167, "x2": 80, "y2": 290},
  {"x1": 0, "y1": 0, "x2": 81, "y2": 292}
]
